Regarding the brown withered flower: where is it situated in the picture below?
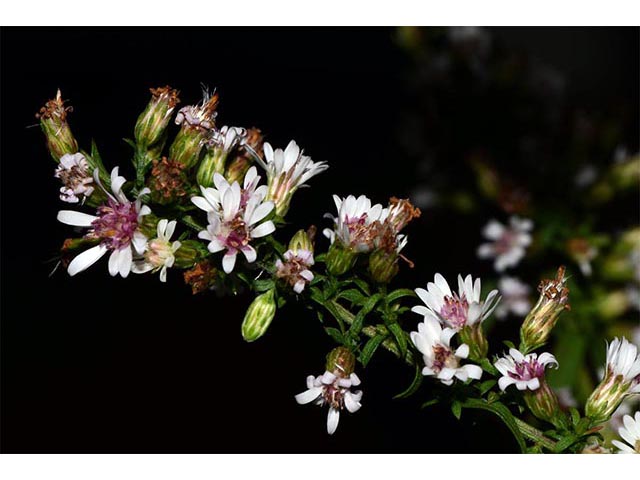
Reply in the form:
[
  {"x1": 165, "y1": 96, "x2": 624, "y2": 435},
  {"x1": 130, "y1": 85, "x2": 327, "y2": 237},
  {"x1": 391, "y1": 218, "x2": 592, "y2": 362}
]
[
  {"x1": 148, "y1": 157, "x2": 188, "y2": 204},
  {"x1": 183, "y1": 261, "x2": 218, "y2": 295}
]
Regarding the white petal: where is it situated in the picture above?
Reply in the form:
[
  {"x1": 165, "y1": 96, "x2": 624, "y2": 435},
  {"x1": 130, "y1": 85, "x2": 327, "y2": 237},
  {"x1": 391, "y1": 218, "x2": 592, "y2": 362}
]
[
  {"x1": 108, "y1": 249, "x2": 121, "y2": 276},
  {"x1": 67, "y1": 244, "x2": 108, "y2": 276},
  {"x1": 251, "y1": 221, "x2": 275, "y2": 238},
  {"x1": 222, "y1": 252, "x2": 237, "y2": 273},
  {"x1": 344, "y1": 392, "x2": 362, "y2": 413},
  {"x1": 57, "y1": 210, "x2": 98, "y2": 227},
  {"x1": 498, "y1": 376, "x2": 517, "y2": 391},
  {"x1": 242, "y1": 245, "x2": 257, "y2": 263},
  {"x1": 327, "y1": 408, "x2": 340, "y2": 435},
  {"x1": 295, "y1": 387, "x2": 322, "y2": 405},
  {"x1": 117, "y1": 246, "x2": 133, "y2": 278}
]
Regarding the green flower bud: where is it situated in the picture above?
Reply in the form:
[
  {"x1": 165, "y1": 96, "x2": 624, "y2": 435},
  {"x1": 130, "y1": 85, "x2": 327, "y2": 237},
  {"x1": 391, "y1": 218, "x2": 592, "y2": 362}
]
[
  {"x1": 170, "y1": 92, "x2": 219, "y2": 169},
  {"x1": 523, "y1": 381, "x2": 567, "y2": 429},
  {"x1": 134, "y1": 86, "x2": 180, "y2": 149},
  {"x1": 458, "y1": 324, "x2": 488, "y2": 361},
  {"x1": 520, "y1": 266, "x2": 570, "y2": 352},
  {"x1": 169, "y1": 127, "x2": 207, "y2": 169},
  {"x1": 325, "y1": 346, "x2": 356, "y2": 377},
  {"x1": 196, "y1": 146, "x2": 227, "y2": 187},
  {"x1": 36, "y1": 90, "x2": 78, "y2": 162},
  {"x1": 288, "y1": 228, "x2": 315, "y2": 255},
  {"x1": 172, "y1": 240, "x2": 210, "y2": 269},
  {"x1": 241, "y1": 289, "x2": 277, "y2": 342},
  {"x1": 368, "y1": 249, "x2": 399, "y2": 284},
  {"x1": 326, "y1": 242, "x2": 357, "y2": 276}
]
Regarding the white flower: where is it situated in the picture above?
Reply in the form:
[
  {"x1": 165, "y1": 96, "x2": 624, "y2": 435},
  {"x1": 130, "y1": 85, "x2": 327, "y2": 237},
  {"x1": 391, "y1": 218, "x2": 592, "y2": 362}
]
[
  {"x1": 412, "y1": 273, "x2": 500, "y2": 330},
  {"x1": 192, "y1": 167, "x2": 275, "y2": 273},
  {"x1": 612, "y1": 411, "x2": 640, "y2": 453},
  {"x1": 477, "y1": 216, "x2": 533, "y2": 272},
  {"x1": 257, "y1": 140, "x2": 328, "y2": 216},
  {"x1": 494, "y1": 276, "x2": 531, "y2": 319},
  {"x1": 132, "y1": 219, "x2": 181, "y2": 282},
  {"x1": 275, "y1": 249, "x2": 314, "y2": 294},
  {"x1": 57, "y1": 167, "x2": 150, "y2": 278},
  {"x1": 409, "y1": 316, "x2": 482, "y2": 386},
  {"x1": 323, "y1": 194, "x2": 388, "y2": 253},
  {"x1": 209, "y1": 126, "x2": 247, "y2": 152},
  {"x1": 605, "y1": 337, "x2": 640, "y2": 393},
  {"x1": 54, "y1": 152, "x2": 94, "y2": 203},
  {"x1": 494, "y1": 348, "x2": 558, "y2": 391},
  {"x1": 295, "y1": 370, "x2": 363, "y2": 435}
]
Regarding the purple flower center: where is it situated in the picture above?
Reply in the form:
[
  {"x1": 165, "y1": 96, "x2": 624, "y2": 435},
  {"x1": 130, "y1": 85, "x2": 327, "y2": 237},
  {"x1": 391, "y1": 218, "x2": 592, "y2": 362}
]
[
  {"x1": 495, "y1": 230, "x2": 517, "y2": 254},
  {"x1": 218, "y1": 213, "x2": 250, "y2": 252},
  {"x1": 91, "y1": 199, "x2": 139, "y2": 250},
  {"x1": 432, "y1": 344, "x2": 458, "y2": 372},
  {"x1": 440, "y1": 294, "x2": 469, "y2": 329},
  {"x1": 508, "y1": 359, "x2": 544, "y2": 381}
]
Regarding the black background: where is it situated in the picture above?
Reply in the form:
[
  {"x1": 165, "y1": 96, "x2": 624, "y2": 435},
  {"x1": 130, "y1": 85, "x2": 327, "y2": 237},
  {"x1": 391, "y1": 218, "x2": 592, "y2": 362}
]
[{"x1": 1, "y1": 27, "x2": 638, "y2": 453}]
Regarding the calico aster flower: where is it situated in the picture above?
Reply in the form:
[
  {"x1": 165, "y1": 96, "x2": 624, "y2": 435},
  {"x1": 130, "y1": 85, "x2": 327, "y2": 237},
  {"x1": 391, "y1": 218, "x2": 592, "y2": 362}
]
[
  {"x1": 132, "y1": 219, "x2": 181, "y2": 282},
  {"x1": 494, "y1": 348, "x2": 558, "y2": 391},
  {"x1": 494, "y1": 276, "x2": 531, "y2": 319},
  {"x1": 295, "y1": 370, "x2": 363, "y2": 435},
  {"x1": 612, "y1": 411, "x2": 640, "y2": 454},
  {"x1": 412, "y1": 273, "x2": 500, "y2": 331},
  {"x1": 54, "y1": 152, "x2": 95, "y2": 203},
  {"x1": 477, "y1": 216, "x2": 533, "y2": 272},
  {"x1": 275, "y1": 249, "x2": 314, "y2": 294},
  {"x1": 409, "y1": 316, "x2": 482, "y2": 385},
  {"x1": 323, "y1": 194, "x2": 389, "y2": 253},
  {"x1": 57, "y1": 167, "x2": 150, "y2": 277},
  {"x1": 192, "y1": 168, "x2": 275, "y2": 273},
  {"x1": 256, "y1": 140, "x2": 328, "y2": 217}
]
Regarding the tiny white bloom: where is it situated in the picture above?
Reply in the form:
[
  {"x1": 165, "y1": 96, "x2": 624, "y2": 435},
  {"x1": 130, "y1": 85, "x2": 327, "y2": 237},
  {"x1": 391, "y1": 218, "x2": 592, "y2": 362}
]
[
  {"x1": 295, "y1": 370, "x2": 363, "y2": 435},
  {"x1": 191, "y1": 167, "x2": 275, "y2": 273},
  {"x1": 132, "y1": 219, "x2": 182, "y2": 282},
  {"x1": 275, "y1": 249, "x2": 314, "y2": 294},
  {"x1": 54, "y1": 152, "x2": 95, "y2": 203},
  {"x1": 412, "y1": 273, "x2": 500, "y2": 330},
  {"x1": 494, "y1": 348, "x2": 558, "y2": 391},
  {"x1": 612, "y1": 411, "x2": 640, "y2": 453},
  {"x1": 409, "y1": 315, "x2": 482, "y2": 386},
  {"x1": 605, "y1": 337, "x2": 640, "y2": 393},
  {"x1": 209, "y1": 126, "x2": 247, "y2": 152},
  {"x1": 57, "y1": 167, "x2": 150, "y2": 278},
  {"x1": 494, "y1": 276, "x2": 531, "y2": 319},
  {"x1": 477, "y1": 216, "x2": 533, "y2": 272}
]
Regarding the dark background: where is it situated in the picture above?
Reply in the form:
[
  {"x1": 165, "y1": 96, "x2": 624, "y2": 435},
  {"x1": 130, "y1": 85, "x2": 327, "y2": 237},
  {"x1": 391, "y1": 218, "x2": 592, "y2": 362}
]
[{"x1": 1, "y1": 27, "x2": 638, "y2": 453}]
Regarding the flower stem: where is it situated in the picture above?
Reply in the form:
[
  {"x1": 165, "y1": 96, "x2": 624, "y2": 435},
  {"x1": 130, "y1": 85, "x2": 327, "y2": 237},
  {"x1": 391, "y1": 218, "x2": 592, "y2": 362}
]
[{"x1": 513, "y1": 418, "x2": 558, "y2": 451}]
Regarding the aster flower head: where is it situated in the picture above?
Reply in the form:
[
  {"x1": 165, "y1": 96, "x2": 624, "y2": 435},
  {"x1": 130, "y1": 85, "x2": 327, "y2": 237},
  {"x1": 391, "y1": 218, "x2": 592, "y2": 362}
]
[
  {"x1": 192, "y1": 167, "x2": 275, "y2": 273},
  {"x1": 134, "y1": 85, "x2": 180, "y2": 148},
  {"x1": 520, "y1": 266, "x2": 570, "y2": 351},
  {"x1": 257, "y1": 140, "x2": 328, "y2": 217},
  {"x1": 295, "y1": 347, "x2": 362, "y2": 435},
  {"x1": 495, "y1": 348, "x2": 558, "y2": 391},
  {"x1": 477, "y1": 216, "x2": 533, "y2": 272},
  {"x1": 586, "y1": 337, "x2": 640, "y2": 425},
  {"x1": 275, "y1": 249, "x2": 314, "y2": 294},
  {"x1": 409, "y1": 316, "x2": 482, "y2": 385},
  {"x1": 132, "y1": 219, "x2": 181, "y2": 282},
  {"x1": 54, "y1": 152, "x2": 95, "y2": 203},
  {"x1": 412, "y1": 273, "x2": 501, "y2": 331},
  {"x1": 612, "y1": 411, "x2": 640, "y2": 454},
  {"x1": 494, "y1": 276, "x2": 532, "y2": 319},
  {"x1": 57, "y1": 167, "x2": 151, "y2": 278},
  {"x1": 36, "y1": 89, "x2": 78, "y2": 161}
]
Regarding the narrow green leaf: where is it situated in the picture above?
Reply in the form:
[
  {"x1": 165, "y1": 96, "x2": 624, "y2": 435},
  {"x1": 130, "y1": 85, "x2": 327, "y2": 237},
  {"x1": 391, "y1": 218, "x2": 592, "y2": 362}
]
[
  {"x1": 451, "y1": 401, "x2": 462, "y2": 420},
  {"x1": 325, "y1": 327, "x2": 345, "y2": 345},
  {"x1": 337, "y1": 289, "x2": 367, "y2": 305},
  {"x1": 387, "y1": 322, "x2": 408, "y2": 359},
  {"x1": 351, "y1": 278, "x2": 371, "y2": 295},
  {"x1": 359, "y1": 334, "x2": 387, "y2": 367},
  {"x1": 254, "y1": 279, "x2": 275, "y2": 292},
  {"x1": 569, "y1": 408, "x2": 581, "y2": 427},
  {"x1": 349, "y1": 293, "x2": 383, "y2": 337},
  {"x1": 503, "y1": 340, "x2": 516, "y2": 350},
  {"x1": 386, "y1": 288, "x2": 416, "y2": 304},
  {"x1": 553, "y1": 435, "x2": 578, "y2": 453},
  {"x1": 477, "y1": 379, "x2": 497, "y2": 395},
  {"x1": 420, "y1": 399, "x2": 439, "y2": 409},
  {"x1": 393, "y1": 363, "x2": 423, "y2": 399}
]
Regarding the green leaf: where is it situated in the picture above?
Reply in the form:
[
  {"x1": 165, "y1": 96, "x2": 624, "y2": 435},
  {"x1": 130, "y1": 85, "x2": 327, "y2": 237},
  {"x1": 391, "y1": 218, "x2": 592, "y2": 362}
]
[
  {"x1": 477, "y1": 379, "x2": 497, "y2": 395},
  {"x1": 451, "y1": 401, "x2": 462, "y2": 420},
  {"x1": 359, "y1": 334, "x2": 387, "y2": 367},
  {"x1": 387, "y1": 322, "x2": 408, "y2": 359},
  {"x1": 123, "y1": 137, "x2": 137, "y2": 150},
  {"x1": 461, "y1": 398, "x2": 527, "y2": 453},
  {"x1": 337, "y1": 289, "x2": 367, "y2": 305},
  {"x1": 553, "y1": 435, "x2": 578, "y2": 453},
  {"x1": 569, "y1": 408, "x2": 581, "y2": 427},
  {"x1": 351, "y1": 278, "x2": 371, "y2": 295},
  {"x1": 348, "y1": 293, "x2": 383, "y2": 337},
  {"x1": 420, "y1": 399, "x2": 439, "y2": 409},
  {"x1": 325, "y1": 327, "x2": 345, "y2": 345},
  {"x1": 254, "y1": 279, "x2": 275, "y2": 293},
  {"x1": 393, "y1": 363, "x2": 423, "y2": 399},
  {"x1": 503, "y1": 340, "x2": 516, "y2": 350},
  {"x1": 386, "y1": 288, "x2": 416, "y2": 304},
  {"x1": 478, "y1": 358, "x2": 499, "y2": 376}
]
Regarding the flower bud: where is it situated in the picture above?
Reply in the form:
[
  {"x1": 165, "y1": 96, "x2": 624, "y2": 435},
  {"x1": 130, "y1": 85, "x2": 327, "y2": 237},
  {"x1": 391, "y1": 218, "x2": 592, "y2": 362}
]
[
  {"x1": 288, "y1": 228, "x2": 315, "y2": 255},
  {"x1": 134, "y1": 86, "x2": 180, "y2": 148},
  {"x1": 368, "y1": 249, "x2": 399, "y2": 284},
  {"x1": 325, "y1": 346, "x2": 356, "y2": 377},
  {"x1": 36, "y1": 90, "x2": 78, "y2": 161},
  {"x1": 585, "y1": 337, "x2": 640, "y2": 425},
  {"x1": 196, "y1": 126, "x2": 247, "y2": 187},
  {"x1": 523, "y1": 380, "x2": 567, "y2": 429},
  {"x1": 172, "y1": 240, "x2": 210, "y2": 269},
  {"x1": 519, "y1": 266, "x2": 570, "y2": 352},
  {"x1": 241, "y1": 289, "x2": 277, "y2": 342},
  {"x1": 325, "y1": 242, "x2": 357, "y2": 276},
  {"x1": 458, "y1": 324, "x2": 488, "y2": 361}
]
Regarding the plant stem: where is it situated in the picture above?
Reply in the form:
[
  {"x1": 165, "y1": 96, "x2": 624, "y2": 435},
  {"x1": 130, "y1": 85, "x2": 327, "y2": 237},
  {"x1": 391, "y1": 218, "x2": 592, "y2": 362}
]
[{"x1": 514, "y1": 418, "x2": 558, "y2": 451}]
